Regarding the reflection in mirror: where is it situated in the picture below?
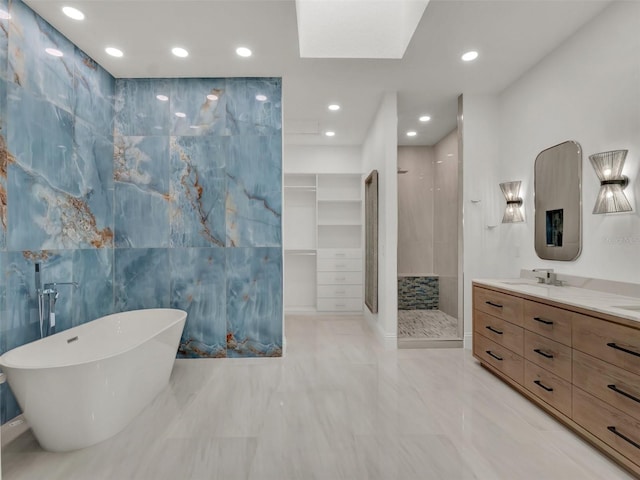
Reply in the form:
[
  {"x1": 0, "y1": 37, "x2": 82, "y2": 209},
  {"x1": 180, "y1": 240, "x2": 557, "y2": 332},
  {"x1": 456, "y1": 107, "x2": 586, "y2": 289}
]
[{"x1": 534, "y1": 141, "x2": 582, "y2": 261}]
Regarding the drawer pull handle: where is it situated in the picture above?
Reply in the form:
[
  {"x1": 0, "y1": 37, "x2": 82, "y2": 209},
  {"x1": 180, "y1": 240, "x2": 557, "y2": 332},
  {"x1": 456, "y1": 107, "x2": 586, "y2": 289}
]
[
  {"x1": 485, "y1": 326, "x2": 503, "y2": 335},
  {"x1": 606, "y1": 343, "x2": 640, "y2": 358},
  {"x1": 485, "y1": 301, "x2": 503, "y2": 309},
  {"x1": 533, "y1": 317, "x2": 554, "y2": 325},
  {"x1": 486, "y1": 350, "x2": 503, "y2": 361},
  {"x1": 607, "y1": 426, "x2": 640, "y2": 450},
  {"x1": 533, "y1": 380, "x2": 554, "y2": 392},
  {"x1": 533, "y1": 348, "x2": 554, "y2": 359},
  {"x1": 607, "y1": 384, "x2": 640, "y2": 404}
]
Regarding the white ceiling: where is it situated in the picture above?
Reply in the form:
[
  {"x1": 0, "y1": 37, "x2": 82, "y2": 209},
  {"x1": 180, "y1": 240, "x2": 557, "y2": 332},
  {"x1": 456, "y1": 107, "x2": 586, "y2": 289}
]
[{"x1": 26, "y1": 0, "x2": 611, "y2": 147}]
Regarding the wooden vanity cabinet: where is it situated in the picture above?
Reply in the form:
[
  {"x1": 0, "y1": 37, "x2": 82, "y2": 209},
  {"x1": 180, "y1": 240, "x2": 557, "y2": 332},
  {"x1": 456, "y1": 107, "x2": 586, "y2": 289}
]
[{"x1": 473, "y1": 283, "x2": 640, "y2": 477}]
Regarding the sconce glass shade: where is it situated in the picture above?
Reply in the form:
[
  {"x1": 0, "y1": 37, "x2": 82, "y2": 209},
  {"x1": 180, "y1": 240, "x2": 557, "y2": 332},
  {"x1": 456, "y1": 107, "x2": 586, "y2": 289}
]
[
  {"x1": 500, "y1": 181, "x2": 524, "y2": 223},
  {"x1": 589, "y1": 150, "x2": 632, "y2": 214}
]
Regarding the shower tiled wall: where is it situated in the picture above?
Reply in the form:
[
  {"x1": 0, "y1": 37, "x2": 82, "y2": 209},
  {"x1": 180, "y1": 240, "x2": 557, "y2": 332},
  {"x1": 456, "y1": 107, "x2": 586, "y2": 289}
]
[{"x1": 0, "y1": 0, "x2": 283, "y2": 425}]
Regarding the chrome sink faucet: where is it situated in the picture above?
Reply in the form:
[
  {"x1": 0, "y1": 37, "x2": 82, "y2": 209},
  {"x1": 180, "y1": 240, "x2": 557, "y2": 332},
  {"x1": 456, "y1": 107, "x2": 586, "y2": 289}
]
[{"x1": 533, "y1": 268, "x2": 559, "y2": 285}]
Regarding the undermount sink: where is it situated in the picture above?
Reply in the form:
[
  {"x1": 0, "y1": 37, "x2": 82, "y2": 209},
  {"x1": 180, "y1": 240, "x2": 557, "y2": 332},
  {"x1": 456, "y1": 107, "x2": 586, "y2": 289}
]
[
  {"x1": 611, "y1": 305, "x2": 640, "y2": 312},
  {"x1": 499, "y1": 280, "x2": 540, "y2": 286}
]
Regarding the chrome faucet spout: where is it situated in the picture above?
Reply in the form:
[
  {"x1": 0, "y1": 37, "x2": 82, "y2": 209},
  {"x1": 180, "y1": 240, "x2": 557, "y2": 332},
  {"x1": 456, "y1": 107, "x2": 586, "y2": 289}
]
[
  {"x1": 532, "y1": 269, "x2": 560, "y2": 286},
  {"x1": 44, "y1": 282, "x2": 79, "y2": 291}
]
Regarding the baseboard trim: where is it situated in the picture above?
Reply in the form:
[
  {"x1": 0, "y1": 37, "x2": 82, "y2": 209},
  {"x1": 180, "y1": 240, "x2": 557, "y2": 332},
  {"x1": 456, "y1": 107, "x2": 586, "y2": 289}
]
[
  {"x1": 398, "y1": 338, "x2": 463, "y2": 349},
  {"x1": 363, "y1": 314, "x2": 397, "y2": 349},
  {"x1": 1, "y1": 414, "x2": 28, "y2": 447},
  {"x1": 464, "y1": 332, "x2": 473, "y2": 349}
]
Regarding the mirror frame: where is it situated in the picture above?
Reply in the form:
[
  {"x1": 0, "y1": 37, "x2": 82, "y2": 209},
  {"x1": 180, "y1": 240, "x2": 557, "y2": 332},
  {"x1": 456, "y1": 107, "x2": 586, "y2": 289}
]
[{"x1": 534, "y1": 140, "x2": 582, "y2": 261}]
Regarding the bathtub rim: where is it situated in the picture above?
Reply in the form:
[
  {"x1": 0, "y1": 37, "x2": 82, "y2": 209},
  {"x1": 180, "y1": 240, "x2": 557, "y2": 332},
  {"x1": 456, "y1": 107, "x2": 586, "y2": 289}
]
[{"x1": 0, "y1": 308, "x2": 187, "y2": 371}]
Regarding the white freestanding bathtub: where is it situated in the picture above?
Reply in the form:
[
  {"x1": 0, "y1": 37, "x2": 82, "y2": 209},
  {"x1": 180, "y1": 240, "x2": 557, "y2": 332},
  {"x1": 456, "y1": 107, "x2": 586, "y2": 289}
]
[{"x1": 0, "y1": 308, "x2": 186, "y2": 452}]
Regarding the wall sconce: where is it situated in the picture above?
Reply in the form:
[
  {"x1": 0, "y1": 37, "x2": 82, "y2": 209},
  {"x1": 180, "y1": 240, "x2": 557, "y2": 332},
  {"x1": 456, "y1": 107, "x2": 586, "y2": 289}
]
[
  {"x1": 500, "y1": 181, "x2": 524, "y2": 223},
  {"x1": 589, "y1": 150, "x2": 632, "y2": 214}
]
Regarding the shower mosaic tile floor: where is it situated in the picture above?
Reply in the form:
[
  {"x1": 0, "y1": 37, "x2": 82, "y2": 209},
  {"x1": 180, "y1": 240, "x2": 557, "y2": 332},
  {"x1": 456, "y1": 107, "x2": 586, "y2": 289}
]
[{"x1": 397, "y1": 309, "x2": 458, "y2": 339}]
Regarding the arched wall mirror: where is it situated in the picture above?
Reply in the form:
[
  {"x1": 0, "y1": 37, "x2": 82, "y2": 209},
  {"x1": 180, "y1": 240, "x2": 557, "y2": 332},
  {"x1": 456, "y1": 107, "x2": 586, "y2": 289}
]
[{"x1": 534, "y1": 140, "x2": 582, "y2": 261}]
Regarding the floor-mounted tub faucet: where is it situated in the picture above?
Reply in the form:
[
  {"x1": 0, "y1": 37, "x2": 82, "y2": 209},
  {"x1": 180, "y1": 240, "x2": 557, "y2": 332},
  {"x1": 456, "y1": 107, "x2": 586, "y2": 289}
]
[{"x1": 35, "y1": 263, "x2": 79, "y2": 338}]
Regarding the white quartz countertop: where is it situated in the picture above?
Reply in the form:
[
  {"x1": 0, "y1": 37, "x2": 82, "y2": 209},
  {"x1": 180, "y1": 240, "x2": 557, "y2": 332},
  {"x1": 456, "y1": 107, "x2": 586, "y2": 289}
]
[{"x1": 474, "y1": 278, "x2": 640, "y2": 324}]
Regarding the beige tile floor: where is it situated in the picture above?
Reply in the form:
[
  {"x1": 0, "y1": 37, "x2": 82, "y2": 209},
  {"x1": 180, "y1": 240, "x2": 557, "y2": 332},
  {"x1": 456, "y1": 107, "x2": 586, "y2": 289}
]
[{"x1": 2, "y1": 314, "x2": 635, "y2": 480}]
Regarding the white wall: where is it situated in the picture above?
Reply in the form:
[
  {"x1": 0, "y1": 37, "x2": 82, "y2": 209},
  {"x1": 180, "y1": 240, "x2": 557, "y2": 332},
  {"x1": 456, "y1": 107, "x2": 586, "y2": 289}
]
[
  {"x1": 462, "y1": 1, "x2": 640, "y2": 347},
  {"x1": 284, "y1": 145, "x2": 362, "y2": 173},
  {"x1": 362, "y1": 92, "x2": 398, "y2": 347}
]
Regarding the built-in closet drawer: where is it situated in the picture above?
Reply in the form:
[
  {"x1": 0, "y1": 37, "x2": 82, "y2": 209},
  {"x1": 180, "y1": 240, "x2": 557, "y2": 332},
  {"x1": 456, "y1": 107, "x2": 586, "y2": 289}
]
[
  {"x1": 573, "y1": 387, "x2": 640, "y2": 463},
  {"x1": 317, "y1": 285, "x2": 363, "y2": 298},
  {"x1": 573, "y1": 313, "x2": 640, "y2": 373},
  {"x1": 317, "y1": 249, "x2": 362, "y2": 259},
  {"x1": 317, "y1": 271, "x2": 362, "y2": 285},
  {"x1": 473, "y1": 333, "x2": 523, "y2": 384},
  {"x1": 523, "y1": 300, "x2": 572, "y2": 346},
  {"x1": 474, "y1": 287, "x2": 524, "y2": 326},
  {"x1": 474, "y1": 310, "x2": 523, "y2": 355},
  {"x1": 317, "y1": 298, "x2": 362, "y2": 312},
  {"x1": 573, "y1": 350, "x2": 640, "y2": 422},
  {"x1": 317, "y1": 258, "x2": 362, "y2": 272},
  {"x1": 524, "y1": 360, "x2": 572, "y2": 417},
  {"x1": 524, "y1": 330, "x2": 572, "y2": 382}
]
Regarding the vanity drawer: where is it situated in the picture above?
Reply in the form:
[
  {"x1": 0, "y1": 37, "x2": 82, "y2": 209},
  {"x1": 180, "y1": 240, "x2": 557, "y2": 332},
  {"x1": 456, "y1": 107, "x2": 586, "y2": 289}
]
[
  {"x1": 474, "y1": 333, "x2": 523, "y2": 384},
  {"x1": 474, "y1": 310, "x2": 523, "y2": 355},
  {"x1": 317, "y1": 271, "x2": 362, "y2": 285},
  {"x1": 317, "y1": 258, "x2": 362, "y2": 272},
  {"x1": 317, "y1": 298, "x2": 362, "y2": 312},
  {"x1": 474, "y1": 287, "x2": 524, "y2": 327},
  {"x1": 573, "y1": 350, "x2": 640, "y2": 422},
  {"x1": 573, "y1": 387, "x2": 640, "y2": 464},
  {"x1": 523, "y1": 300, "x2": 572, "y2": 346},
  {"x1": 524, "y1": 330, "x2": 572, "y2": 382},
  {"x1": 317, "y1": 285, "x2": 363, "y2": 298},
  {"x1": 524, "y1": 360, "x2": 572, "y2": 417},
  {"x1": 317, "y1": 249, "x2": 362, "y2": 259},
  {"x1": 573, "y1": 313, "x2": 640, "y2": 374}
]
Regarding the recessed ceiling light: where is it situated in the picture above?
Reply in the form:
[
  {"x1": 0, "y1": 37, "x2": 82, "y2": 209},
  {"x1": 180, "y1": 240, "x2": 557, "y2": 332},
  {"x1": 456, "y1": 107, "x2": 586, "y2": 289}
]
[
  {"x1": 419, "y1": 115, "x2": 431, "y2": 122},
  {"x1": 45, "y1": 48, "x2": 64, "y2": 57},
  {"x1": 461, "y1": 50, "x2": 479, "y2": 62},
  {"x1": 62, "y1": 6, "x2": 84, "y2": 20},
  {"x1": 406, "y1": 131, "x2": 417, "y2": 137},
  {"x1": 328, "y1": 104, "x2": 340, "y2": 111},
  {"x1": 447, "y1": 153, "x2": 454, "y2": 157},
  {"x1": 255, "y1": 94, "x2": 268, "y2": 102},
  {"x1": 325, "y1": 131, "x2": 335, "y2": 137},
  {"x1": 0, "y1": 10, "x2": 11, "y2": 20},
  {"x1": 175, "y1": 112, "x2": 186, "y2": 118},
  {"x1": 105, "y1": 47, "x2": 123, "y2": 58},
  {"x1": 156, "y1": 94, "x2": 169, "y2": 102},
  {"x1": 436, "y1": 160, "x2": 443, "y2": 164},
  {"x1": 206, "y1": 94, "x2": 218, "y2": 101},
  {"x1": 172, "y1": 47, "x2": 189, "y2": 58},
  {"x1": 236, "y1": 47, "x2": 252, "y2": 57}
]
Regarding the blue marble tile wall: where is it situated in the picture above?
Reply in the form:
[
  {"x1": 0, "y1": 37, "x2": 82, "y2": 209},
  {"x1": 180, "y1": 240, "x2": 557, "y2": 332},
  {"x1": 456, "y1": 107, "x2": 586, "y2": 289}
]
[
  {"x1": 0, "y1": 0, "x2": 283, "y2": 426},
  {"x1": 0, "y1": 0, "x2": 115, "y2": 425},
  {"x1": 398, "y1": 276, "x2": 439, "y2": 310},
  {"x1": 113, "y1": 77, "x2": 283, "y2": 361}
]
